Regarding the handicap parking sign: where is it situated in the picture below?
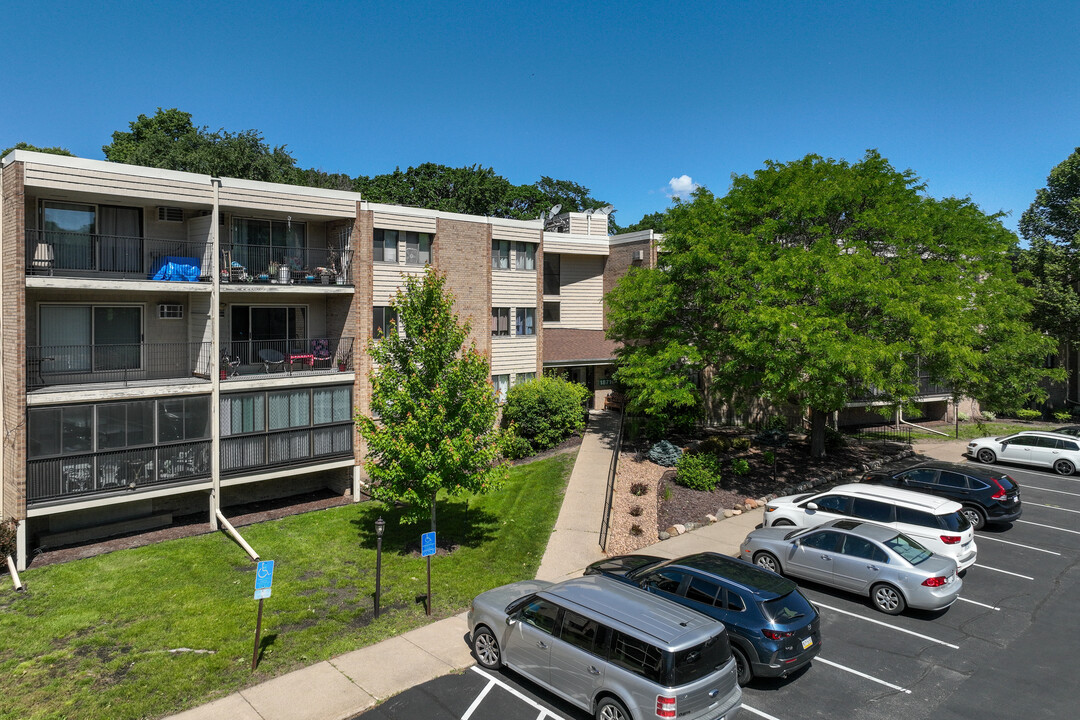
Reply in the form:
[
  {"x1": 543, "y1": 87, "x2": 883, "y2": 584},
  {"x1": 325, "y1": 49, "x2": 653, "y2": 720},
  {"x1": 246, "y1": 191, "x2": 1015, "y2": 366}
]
[
  {"x1": 421, "y1": 532, "x2": 436, "y2": 557},
  {"x1": 254, "y1": 560, "x2": 274, "y2": 599}
]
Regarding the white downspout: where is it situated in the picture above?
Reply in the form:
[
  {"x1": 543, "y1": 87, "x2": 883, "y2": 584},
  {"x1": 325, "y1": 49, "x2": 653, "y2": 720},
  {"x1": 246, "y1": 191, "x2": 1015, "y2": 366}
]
[
  {"x1": 6, "y1": 554, "x2": 24, "y2": 591},
  {"x1": 216, "y1": 509, "x2": 259, "y2": 562}
]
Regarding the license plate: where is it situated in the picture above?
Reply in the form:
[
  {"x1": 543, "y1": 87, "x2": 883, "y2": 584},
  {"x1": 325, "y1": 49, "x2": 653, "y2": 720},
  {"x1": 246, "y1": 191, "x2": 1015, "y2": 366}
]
[{"x1": 802, "y1": 636, "x2": 813, "y2": 649}]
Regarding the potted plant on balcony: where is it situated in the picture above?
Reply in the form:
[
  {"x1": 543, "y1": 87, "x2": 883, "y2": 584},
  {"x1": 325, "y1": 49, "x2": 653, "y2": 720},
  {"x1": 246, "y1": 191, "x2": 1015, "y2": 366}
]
[
  {"x1": 268, "y1": 260, "x2": 281, "y2": 283},
  {"x1": 337, "y1": 348, "x2": 352, "y2": 372}
]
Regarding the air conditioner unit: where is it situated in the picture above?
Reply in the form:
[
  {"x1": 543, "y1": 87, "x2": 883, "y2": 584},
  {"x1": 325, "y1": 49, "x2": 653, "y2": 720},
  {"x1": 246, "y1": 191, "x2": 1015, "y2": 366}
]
[
  {"x1": 158, "y1": 303, "x2": 184, "y2": 319},
  {"x1": 157, "y1": 206, "x2": 184, "y2": 223},
  {"x1": 632, "y1": 249, "x2": 645, "y2": 261}
]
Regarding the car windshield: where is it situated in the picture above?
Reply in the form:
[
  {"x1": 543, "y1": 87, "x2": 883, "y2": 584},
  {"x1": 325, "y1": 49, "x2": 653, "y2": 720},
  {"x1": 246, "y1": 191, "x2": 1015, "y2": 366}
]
[
  {"x1": 762, "y1": 590, "x2": 814, "y2": 624},
  {"x1": 884, "y1": 534, "x2": 932, "y2": 564}
]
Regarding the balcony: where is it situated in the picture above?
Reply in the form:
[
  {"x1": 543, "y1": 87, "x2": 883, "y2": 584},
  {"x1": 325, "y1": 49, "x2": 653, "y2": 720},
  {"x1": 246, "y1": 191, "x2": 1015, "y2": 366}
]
[
  {"x1": 28, "y1": 342, "x2": 212, "y2": 391},
  {"x1": 848, "y1": 376, "x2": 952, "y2": 405},
  {"x1": 222, "y1": 244, "x2": 353, "y2": 286},
  {"x1": 26, "y1": 229, "x2": 212, "y2": 281},
  {"x1": 221, "y1": 337, "x2": 353, "y2": 379},
  {"x1": 27, "y1": 440, "x2": 211, "y2": 505},
  {"x1": 221, "y1": 423, "x2": 354, "y2": 476}
]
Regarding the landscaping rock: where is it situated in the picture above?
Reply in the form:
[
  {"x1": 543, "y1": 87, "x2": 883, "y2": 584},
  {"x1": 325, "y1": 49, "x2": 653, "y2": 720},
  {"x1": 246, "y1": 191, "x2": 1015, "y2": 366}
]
[
  {"x1": 732, "y1": 508, "x2": 742, "y2": 516},
  {"x1": 723, "y1": 510, "x2": 734, "y2": 518},
  {"x1": 706, "y1": 514, "x2": 718, "y2": 523},
  {"x1": 658, "y1": 531, "x2": 670, "y2": 540}
]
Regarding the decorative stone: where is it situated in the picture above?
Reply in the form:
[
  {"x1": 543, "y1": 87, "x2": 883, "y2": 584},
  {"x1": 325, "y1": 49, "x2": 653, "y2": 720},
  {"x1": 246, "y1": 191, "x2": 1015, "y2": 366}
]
[
  {"x1": 666, "y1": 524, "x2": 685, "y2": 536},
  {"x1": 658, "y1": 531, "x2": 671, "y2": 540},
  {"x1": 743, "y1": 498, "x2": 757, "y2": 509},
  {"x1": 706, "y1": 514, "x2": 718, "y2": 523},
  {"x1": 732, "y1": 508, "x2": 742, "y2": 516},
  {"x1": 723, "y1": 509, "x2": 734, "y2": 518}
]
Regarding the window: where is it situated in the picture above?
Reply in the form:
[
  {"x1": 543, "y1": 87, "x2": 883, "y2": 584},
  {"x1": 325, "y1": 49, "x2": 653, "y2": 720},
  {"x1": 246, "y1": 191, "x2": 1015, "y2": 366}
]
[
  {"x1": 516, "y1": 242, "x2": 536, "y2": 270},
  {"x1": 492, "y1": 308, "x2": 510, "y2": 336},
  {"x1": 515, "y1": 372, "x2": 536, "y2": 385},
  {"x1": 808, "y1": 494, "x2": 849, "y2": 515},
  {"x1": 609, "y1": 631, "x2": 663, "y2": 684},
  {"x1": 685, "y1": 577, "x2": 721, "y2": 606},
  {"x1": 851, "y1": 498, "x2": 894, "y2": 524},
  {"x1": 640, "y1": 569, "x2": 684, "y2": 594},
  {"x1": 543, "y1": 253, "x2": 561, "y2": 294},
  {"x1": 723, "y1": 590, "x2": 745, "y2": 612},
  {"x1": 491, "y1": 240, "x2": 510, "y2": 270},
  {"x1": 374, "y1": 229, "x2": 398, "y2": 263},
  {"x1": 28, "y1": 406, "x2": 92, "y2": 457},
  {"x1": 840, "y1": 535, "x2": 886, "y2": 561},
  {"x1": 42, "y1": 201, "x2": 142, "y2": 272},
  {"x1": 515, "y1": 307, "x2": 535, "y2": 336},
  {"x1": 519, "y1": 598, "x2": 559, "y2": 634},
  {"x1": 899, "y1": 468, "x2": 937, "y2": 485},
  {"x1": 543, "y1": 301, "x2": 560, "y2": 322},
  {"x1": 558, "y1": 610, "x2": 606, "y2": 655},
  {"x1": 373, "y1": 307, "x2": 397, "y2": 338},
  {"x1": 40, "y1": 305, "x2": 142, "y2": 372},
  {"x1": 268, "y1": 389, "x2": 310, "y2": 430},
  {"x1": 938, "y1": 471, "x2": 969, "y2": 489},
  {"x1": 313, "y1": 387, "x2": 352, "y2": 424},
  {"x1": 884, "y1": 534, "x2": 932, "y2": 564},
  {"x1": 221, "y1": 393, "x2": 265, "y2": 435},
  {"x1": 801, "y1": 531, "x2": 842, "y2": 552},
  {"x1": 405, "y1": 232, "x2": 432, "y2": 265},
  {"x1": 97, "y1": 401, "x2": 155, "y2": 450},
  {"x1": 894, "y1": 506, "x2": 938, "y2": 528},
  {"x1": 233, "y1": 217, "x2": 305, "y2": 271},
  {"x1": 670, "y1": 633, "x2": 731, "y2": 686},
  {"x1": 157, "y1": 397, "x2": 209, "y2": 443},
  {"x1": 492, "y1": 374, "x2": 509, "y2": 402}
]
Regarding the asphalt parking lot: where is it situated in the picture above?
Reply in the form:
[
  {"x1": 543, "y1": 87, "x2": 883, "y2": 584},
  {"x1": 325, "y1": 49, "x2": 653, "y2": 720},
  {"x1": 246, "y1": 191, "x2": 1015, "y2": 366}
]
[{"x1": 353, "y1": 459, "x2": 1080, "y2": 720}]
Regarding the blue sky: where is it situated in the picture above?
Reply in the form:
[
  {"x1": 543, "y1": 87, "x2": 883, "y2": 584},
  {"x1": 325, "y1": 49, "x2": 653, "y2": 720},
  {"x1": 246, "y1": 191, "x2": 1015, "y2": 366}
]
[{"x1": 3, "y1": 1, "x2": 1077, "y2": 233}]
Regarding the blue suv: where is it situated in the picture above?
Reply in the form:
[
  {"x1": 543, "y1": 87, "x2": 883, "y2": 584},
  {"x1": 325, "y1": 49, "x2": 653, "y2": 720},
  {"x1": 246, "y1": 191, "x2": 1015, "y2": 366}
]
[{"x1": 585, "y1": 551, "x2": 820, "y2": 686}]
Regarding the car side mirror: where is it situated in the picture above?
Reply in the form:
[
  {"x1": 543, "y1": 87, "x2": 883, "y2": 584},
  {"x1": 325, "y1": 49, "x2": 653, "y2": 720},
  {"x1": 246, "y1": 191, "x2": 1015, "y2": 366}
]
[
  {"x1": 505, "y1": 616, "x2": 516, "y2": 627},
  {"x1": 806, "y1": 502, "x2": 819, "y2": 511}
]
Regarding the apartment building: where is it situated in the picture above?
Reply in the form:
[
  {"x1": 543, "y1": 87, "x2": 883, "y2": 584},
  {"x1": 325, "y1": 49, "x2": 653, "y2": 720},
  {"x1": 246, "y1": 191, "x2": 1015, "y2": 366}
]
[{"x1": 1, "y1": 150, "x2": 630, "y2": 571}]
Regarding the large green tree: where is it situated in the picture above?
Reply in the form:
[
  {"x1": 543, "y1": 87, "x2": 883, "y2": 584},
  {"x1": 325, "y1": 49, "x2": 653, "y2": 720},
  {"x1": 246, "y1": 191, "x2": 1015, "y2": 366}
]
[
  {"x1": 1018, "y1": 147, "x2": 1080, "y2": 348},
  {"x1": 607, "y1": 151, "x2": 1056, "y2": 456},
  {"x1": 1, "y1": 142, "x2": 74, "y2": 159},
  {"x1": 357, "y1": 269, "x2": 507, "y2": 527}
]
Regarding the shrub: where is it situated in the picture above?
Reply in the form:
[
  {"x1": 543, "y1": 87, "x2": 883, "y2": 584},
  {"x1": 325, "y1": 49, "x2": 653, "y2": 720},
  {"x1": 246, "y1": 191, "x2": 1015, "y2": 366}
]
[
  {"x1": 675, "y1": 452, "x2": 722, "y2": 491},
  {"x1": 629, "y1": 505, "x2": 643, "y2": 517},
  {"x1": 695, "y1": 436, "x2": 731, "y2": 456},
  {"x1": 763, "y1": 450, "x2": 776, "y2": 465},
  {"x1": 824, "y1": 425, "x2": 847, "y2": 449},
  {"x1": 630, "y1": 524, "x2": 644, "y2": 536},
  {"x1": 662, "y1": 485, "x2": 672, "y2": 501},
  {"x1": 957, "y1": 412, "x2": 970, "y2": 422},
  {"x1": 981, "y1": 411, "x2": 996, "y2": 421},
  {"x1": 630, "y1": 482, "x2": 650, "y2": 496},
  {"x1": 730, "y1": 437, "x2": 751, "y2": 452},
  {"x1": 0, "y1": 518, "x2": 16, "y2": 558},
  {"x1": 647, "y1": 440, "x2": 683, "y2": 467},
  {"x1": 498, "y1": 426, "x2": 534, "y2": 460},
  {"x1": 1016, "y1": 409, "x2": 1041, "y2": 421},
  {"x1": 1054, "y1": 411, "x2": 1072, "y2": 422},
  {"x1": 503, "y1": 376, "x2": 590, "y2": 451},
  {"x1": 731, "y1": 458, "x2": 750, "y2": 475}
]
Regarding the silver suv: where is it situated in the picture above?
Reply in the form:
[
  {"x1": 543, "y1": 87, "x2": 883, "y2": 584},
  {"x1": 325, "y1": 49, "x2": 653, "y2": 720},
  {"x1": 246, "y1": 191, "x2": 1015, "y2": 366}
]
[
  {"x1": 967, "y1": 431, "x2": 1080, "y2": 475},
  {"x1": 468, "y1": 575, "x2": 742, "y2": 720}
]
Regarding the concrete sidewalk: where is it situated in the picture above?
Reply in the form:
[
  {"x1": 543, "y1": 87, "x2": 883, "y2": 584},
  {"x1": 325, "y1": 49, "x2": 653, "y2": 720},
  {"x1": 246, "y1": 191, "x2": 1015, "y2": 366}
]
[{"x1": 166, "y1": 412, "x2": 759, "y2": 720}]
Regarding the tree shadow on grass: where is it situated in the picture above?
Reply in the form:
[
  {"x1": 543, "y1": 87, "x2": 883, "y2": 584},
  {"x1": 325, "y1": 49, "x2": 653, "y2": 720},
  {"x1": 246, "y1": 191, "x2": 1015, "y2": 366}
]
[{"x1": 350, "y1": 498, "x2": 498, "y2": 556}]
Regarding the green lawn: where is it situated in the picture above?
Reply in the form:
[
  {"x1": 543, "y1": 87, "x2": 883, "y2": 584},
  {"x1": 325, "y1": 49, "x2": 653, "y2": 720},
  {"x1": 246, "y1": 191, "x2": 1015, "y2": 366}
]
[
  {"x1": 0, "y1": 452, "x2": 575, "y2": 720},
  {"x1": 897, "y1": 420, "x2": 1061, "y2": 442}
]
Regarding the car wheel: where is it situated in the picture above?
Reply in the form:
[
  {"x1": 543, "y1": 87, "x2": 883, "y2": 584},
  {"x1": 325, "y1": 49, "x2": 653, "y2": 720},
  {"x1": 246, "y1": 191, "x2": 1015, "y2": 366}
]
[
  {"x1": 771, "y1": 518, "x2": 795, "y2": 527},
  {"x1": 596, "y1": 696, "x2": 631, "y2": 720},
  {"x1": 961, "y1": 506, "x2": 986, "y2": 531},
  {"x1": 471, "y1": 625, "x2": 502, "y2": 670},
  {"x1": 870, "y1": 583, "x2": 906, "y2": 615},
  {"x1": 754, "y1": 551, "x2": 782, "y2": 575},
  {"x1": 731, "y1": 646, "x2": 753, "y2": 687},
  {"x1": 977, "y1": 449, "x2": 996, "y2": 464},
  {"x1": 1054, "y1": 459, "x2": 1075, "y2": 476}
]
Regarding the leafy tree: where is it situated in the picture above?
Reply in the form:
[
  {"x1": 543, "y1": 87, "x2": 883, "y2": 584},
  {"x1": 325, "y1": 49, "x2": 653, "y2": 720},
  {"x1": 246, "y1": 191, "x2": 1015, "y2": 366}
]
[
  {"x1": 1018, "y1": 147, "x2": 1080, "y2": 348},
  {"x1": 102, "y1": 107, "x2": 298, "y2": 182},
  {"x1": 1, "y1": 142, "x2": 75, "y2": 159},
  {"x1": 607, "y1": 151, "x2": 1056, "y2": 457},
  {"x1": 357, "y1": 268, "x2": 508, "y2": 527},
  {"x1": 619, "y1": 210, "x2": 670, "y2": 234}
]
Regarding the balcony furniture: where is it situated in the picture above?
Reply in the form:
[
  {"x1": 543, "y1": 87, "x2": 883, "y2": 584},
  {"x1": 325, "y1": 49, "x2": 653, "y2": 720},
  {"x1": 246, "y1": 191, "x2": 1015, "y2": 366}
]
[
  {"x1": 98, "y1": 462, "x2": 124, "y2": 490},
  {"x1": 62, "y1": 462, "x2": 92, "y2": 494},
  {"x1": 31, "y1": 242, "x2": 55, "y2": 275},
  {"x1": 311, "y1": 339, "x2": 332, "y2": 369},
  {"x1": 258, "y1": 348, "x2": 286, "y2": 373},
  {"x1": 287, "y1": 350, "x2": 314, "y2": 370},
  {"x1": 150, "y1": 255, "x2": 201, "y2": 282},
  {"x1": 221, "y1": 350, "x2": 241, "y2": 378}
]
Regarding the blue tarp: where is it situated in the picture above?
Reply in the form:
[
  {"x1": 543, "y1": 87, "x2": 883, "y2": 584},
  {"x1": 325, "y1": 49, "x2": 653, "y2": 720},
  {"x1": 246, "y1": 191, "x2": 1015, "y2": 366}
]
[{"x1": 150, "y1": 256, "x2": 201, "y2": 282}]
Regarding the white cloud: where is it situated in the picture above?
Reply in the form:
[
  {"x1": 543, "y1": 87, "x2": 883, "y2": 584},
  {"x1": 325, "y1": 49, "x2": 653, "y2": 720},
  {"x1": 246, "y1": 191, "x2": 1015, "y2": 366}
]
[{"x1": 667, "y1": 174, "x2": 699, "y2": 199}]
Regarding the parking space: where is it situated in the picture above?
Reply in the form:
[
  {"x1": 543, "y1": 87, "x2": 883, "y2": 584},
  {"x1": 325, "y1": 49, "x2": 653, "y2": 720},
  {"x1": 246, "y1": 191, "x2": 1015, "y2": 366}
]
[{"x1": 354, "y1": 458, "x2": 1077, "y2": 720}]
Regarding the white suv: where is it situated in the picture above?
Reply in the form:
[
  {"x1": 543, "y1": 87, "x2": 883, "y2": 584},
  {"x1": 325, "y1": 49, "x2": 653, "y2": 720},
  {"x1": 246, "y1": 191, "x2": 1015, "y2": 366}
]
[
  {"x1": 966, "y1": 431, "x2": 1080, "y2": 476},
  {"x1": 762, "y1": 484, "x2": 977, "y2": 570}
]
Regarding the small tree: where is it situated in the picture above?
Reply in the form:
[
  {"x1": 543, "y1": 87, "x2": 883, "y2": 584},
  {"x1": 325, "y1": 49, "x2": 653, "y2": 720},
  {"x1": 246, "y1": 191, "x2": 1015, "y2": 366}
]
[
  {"x1": 502, "y1": 376, "x2": 589, "y2": 452},
  {"x1": 357, "y1": 269, "x2": 508, "y2": 527}
]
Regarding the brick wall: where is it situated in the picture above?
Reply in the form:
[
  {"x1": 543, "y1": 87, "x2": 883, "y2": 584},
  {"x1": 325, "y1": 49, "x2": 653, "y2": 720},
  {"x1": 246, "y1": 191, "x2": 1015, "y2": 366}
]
[
  {"x1": 433, "y1": 218, "x2": 492, "y2": 354},
  {"x1": 1, "y1": 163, "x2": 27, "y2": 521},
  {"x1": 603, "y1": 238, "x2": 653, "y2": 332},
  {"x1": 353, "y1": 207, "x2": 373, "y2": 471}
]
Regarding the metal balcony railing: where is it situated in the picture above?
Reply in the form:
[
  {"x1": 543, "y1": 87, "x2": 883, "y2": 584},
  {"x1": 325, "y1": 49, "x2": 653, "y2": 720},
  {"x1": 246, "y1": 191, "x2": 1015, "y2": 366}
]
[
  {"x1": 221, "y1": 423, "x2": 354, "y2": 475},
  {"x1": 28, "y1": 342, "x2": 213, "y2": 390},
  {"x1": 221, "y1": 337, "x2": 353, "y2": 379},
  {"x1": 221, "y1": 244, "x2": 353, "y2": 286},
  {"x1": 26, "y1": 229, "x2": 212, "y2": 281},
  {"x1": 27, "y1": 440, "x2": 212, "y2": 504},
  {"x1": 848, "y1": 376, "x2": 952, "y2": 405}
]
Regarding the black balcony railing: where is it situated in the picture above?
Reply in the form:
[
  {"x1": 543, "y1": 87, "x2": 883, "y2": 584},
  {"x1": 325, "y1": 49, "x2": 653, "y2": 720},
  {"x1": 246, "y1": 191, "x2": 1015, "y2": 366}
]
[
  {"x1": 27, "y1": 440, "x2": 212, "y2": 504},
  {"x1": 26, "y1": 229, "x2": 212, "y2": 281},
  {"x1": 222, "y1": 244, "x2": 353, "y2": 286},
  {"x1": 221, "y1": 423, "x2": 354, "y2": 475},
  {"x1": 28, "y1": 342, "x2": 213, "y2": 390},
  {"x1": 849, "y1": 376, "x2": 952, "y2": 405},
  {"x1": 221, "y1": 337, "x2": 353, "y2": 378}
]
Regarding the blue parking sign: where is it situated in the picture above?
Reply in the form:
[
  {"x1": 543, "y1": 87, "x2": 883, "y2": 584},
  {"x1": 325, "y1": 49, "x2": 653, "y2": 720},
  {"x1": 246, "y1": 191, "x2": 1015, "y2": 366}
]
[
  {"x1": 255, "y1": 560, "x2": 274, "y2": 592},
  {"x1": 421, "y1": 532, "x2": 436, "y2": 557}
]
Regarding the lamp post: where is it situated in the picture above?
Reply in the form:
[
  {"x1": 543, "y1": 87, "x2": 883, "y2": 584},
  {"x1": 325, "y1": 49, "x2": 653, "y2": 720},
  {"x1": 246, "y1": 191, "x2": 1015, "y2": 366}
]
[{"x1": 374, "y1": 517, "x2": 385, "y2": 619}]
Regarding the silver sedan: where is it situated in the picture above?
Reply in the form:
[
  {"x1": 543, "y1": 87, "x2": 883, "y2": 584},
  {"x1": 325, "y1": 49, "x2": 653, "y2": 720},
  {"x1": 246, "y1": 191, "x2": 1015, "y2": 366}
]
[{"x1": 739, "y1": 519, "x2": 962, "y2": 614}]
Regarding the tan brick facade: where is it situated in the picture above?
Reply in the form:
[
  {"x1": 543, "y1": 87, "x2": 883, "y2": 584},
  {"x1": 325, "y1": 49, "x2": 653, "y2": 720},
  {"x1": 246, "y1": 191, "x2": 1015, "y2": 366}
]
[
  {"x1": 603, "y1": 237, "x2": 654, "y2": 332},
  {"x1": 1, "y1": 163, "x2": 27, "y2": 521},
  {"x1": 433, "y1": 218, "x2": 492, "y2": 356},
  {"x1": 353, "y1": 207, "x2": 374, "y2": 470}
]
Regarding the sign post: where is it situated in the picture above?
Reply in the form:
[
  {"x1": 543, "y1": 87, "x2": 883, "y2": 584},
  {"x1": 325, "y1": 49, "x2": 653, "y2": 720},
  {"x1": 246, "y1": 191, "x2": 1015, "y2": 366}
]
[
  {"x1": 421, "y1": 532, "x2": 436, "y2": 615},
  {"x1": 252, "y1": 560, "x2": 274, "y2": 670}
]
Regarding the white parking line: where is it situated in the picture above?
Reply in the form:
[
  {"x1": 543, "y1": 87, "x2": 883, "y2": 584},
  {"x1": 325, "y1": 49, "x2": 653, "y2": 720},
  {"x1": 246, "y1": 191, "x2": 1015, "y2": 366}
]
[
  {"x1": 1023, "y1": 484, "x2": 1080, "y2": 498},
  {"x1": 1017, "y1": 519, "x2": 1080, "y2": 535},
  {"x1": 973, "y1": 534, "x2": 1062, "y2": 555},
  {"x1": 1026, "y1": 502, "x2": 1080, "y2": 514},
  {"x1": 814, "y1": 602, "x2": 960, "y2": 649},
  {"x1": 470, "y1": 667, "x2": 569, "y2": 720},
  {"x1": 956, "y1": 597, "x2": 1001, "y2": 611},
  {"x1": 460, "y1": 678, "x2": 495, "y2": 720},
  {"x1": 973, "y1": 563, "x2": 1034, "y2": 580},
  {"x1": 815, "y1": 656, "x2": 911, "y2": 693},
  {"x1": 742, "y1": 704, "x2": 785, "y2": 720}
]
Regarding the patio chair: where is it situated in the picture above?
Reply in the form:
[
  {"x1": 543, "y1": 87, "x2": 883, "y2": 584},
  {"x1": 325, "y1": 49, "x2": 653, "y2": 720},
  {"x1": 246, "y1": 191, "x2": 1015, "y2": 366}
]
[
  {"x1": 221, "y1": 349, "x2": 241, "y2": 378},
  {"x1": 31, "y1": 242, "x2": 55, "y2": 275},
  {"x1": 258, "y1": 348, "x2": 286, "y2": 373},
  {"x1": 311, "y1": 338, "x2": 332, "y2": 369}
]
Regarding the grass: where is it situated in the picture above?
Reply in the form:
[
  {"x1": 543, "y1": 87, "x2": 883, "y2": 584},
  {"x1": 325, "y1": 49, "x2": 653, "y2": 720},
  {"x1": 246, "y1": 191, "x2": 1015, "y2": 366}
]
[
  {"x1": 0, "y1": 452, "x2": 575, "y2": 720},
  {"x1": 900, "y1": 420, "x2": 1061, "y2": 442}
]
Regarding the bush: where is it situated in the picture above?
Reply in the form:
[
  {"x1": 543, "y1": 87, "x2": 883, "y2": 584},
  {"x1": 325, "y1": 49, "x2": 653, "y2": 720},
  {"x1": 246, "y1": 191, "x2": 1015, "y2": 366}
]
[
  {"x1": 630, "y1": 482, "x2": 650, "y2": 496},
  {"x1": 503, "y1": 376, "x2": 590, "y2": 451},
  {"x1": 1016, "y1": 409, "x2": 1042, "y2": 421},
  {"x1": 730, "y1": 437, "x2": 751, "y2": 452},
  {"x1": 981, "y1": 411, "x2": 996, "y2": 421},
  {"x1": 498, "y1": 426, "x2": 534, "y2": 460},
  {"x1": 824, "y1": 425, "x2": 847, "y2": 449},
  {"x1": 731, "y1": 458, "x2": 750, "y2": 475},
  {"x1": 648, "y1": 440, "x2": 683, "y2": 467},
  {"x1": 957, "y1": 412, "x2": 970, "y2": 422},
  {"x1": 763, "y1": 450, "x2": 776, "y2": 465},
  {"x1": 0, "y1": 518, "x2": 17, "y2": 558},
  {"x1": 1054, "y1": 410, "x2": 1072, "y2": 422},
  {"x1": 695, "y1": 436, "x2": 731, "y2": 455},
  {"x1": 675, "y1": 452, "x2": 722, "y2": 491}
]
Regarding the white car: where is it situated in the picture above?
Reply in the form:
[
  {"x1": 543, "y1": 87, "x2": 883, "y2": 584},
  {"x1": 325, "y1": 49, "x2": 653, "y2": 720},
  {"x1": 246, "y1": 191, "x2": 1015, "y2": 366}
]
[
  {"x1": 966, "y1": 431, "x2": 1080, "y2": 476},
  {"x1": 762, "y1": 483, "x2": 977, "y2": 571}
]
